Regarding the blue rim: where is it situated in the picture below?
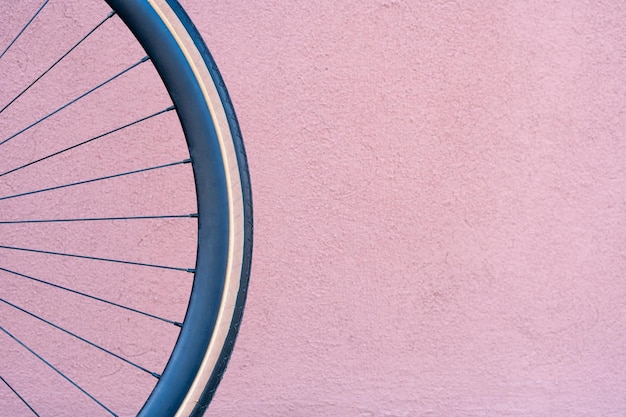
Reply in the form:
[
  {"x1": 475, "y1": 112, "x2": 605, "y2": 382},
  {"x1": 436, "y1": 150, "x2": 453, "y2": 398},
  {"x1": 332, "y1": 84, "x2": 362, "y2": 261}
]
[{"x1": 104, "y1": 1, "x2": 249, "y2": 415}]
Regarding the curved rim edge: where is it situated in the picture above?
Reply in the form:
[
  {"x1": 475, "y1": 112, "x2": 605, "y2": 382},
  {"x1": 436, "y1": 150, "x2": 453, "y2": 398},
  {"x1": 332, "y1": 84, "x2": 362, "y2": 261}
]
[
  {"x1": 105, "y1": 0, "x2": 252, "y2": 415},
  {"x1": 148, "y1": 1, "x2": 251, "y2": 415}
]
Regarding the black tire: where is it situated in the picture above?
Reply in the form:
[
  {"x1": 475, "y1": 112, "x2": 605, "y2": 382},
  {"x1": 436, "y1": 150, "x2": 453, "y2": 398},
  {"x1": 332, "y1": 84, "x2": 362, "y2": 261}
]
[{"x1": 106, "y1": 1, "x2": 253, "y2": 415}]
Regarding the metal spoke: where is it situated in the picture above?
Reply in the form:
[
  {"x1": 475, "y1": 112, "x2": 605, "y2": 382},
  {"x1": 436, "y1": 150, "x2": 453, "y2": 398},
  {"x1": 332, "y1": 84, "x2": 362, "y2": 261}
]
[
  {"x1": 0, "y1": 245, "x2": 195, "y2": 273},
  {"x1": 0, "y1": 159, "x2": 192, "y2": 202},
  {"x1": 0, "y1": 326, "x2": 118, "y2": 417},
  {"x1": 0, "y1": 0, "x2": 50, "y2": 61},
  {"x1": 0, "y1": 213, "x2": 197, "y2": 225},
  {"x1": 0, "y1": 105, "x2": 175, "y2": 179},
  {"x1": 0, "y1": 374, "x2": 40, "y2": 416},
  {"x1": 0, "y1": 10, "x2": 116, "y2": 115},
  {"x1": 0, "y1": 266, "x2": 183, "y2": 327},
  {"x1": 1, "y1": 298, "x2": 162, "y2": 378},
  {"x1": 0, "y1": 55, "x2": 150, "y2": 147}
]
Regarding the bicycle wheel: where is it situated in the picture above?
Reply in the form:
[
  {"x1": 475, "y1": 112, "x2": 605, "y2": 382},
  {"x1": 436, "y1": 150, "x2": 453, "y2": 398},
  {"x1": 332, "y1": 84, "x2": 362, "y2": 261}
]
[{"x1": 0, "y1": 0, "x2": 252, "y2": 416}]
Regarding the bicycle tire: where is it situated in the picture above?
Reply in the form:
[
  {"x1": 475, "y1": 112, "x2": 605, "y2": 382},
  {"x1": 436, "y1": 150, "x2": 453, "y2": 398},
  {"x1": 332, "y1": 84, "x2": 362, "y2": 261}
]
[{"x1": 1, "y1": 0, "x2": 253, "y2": 416}]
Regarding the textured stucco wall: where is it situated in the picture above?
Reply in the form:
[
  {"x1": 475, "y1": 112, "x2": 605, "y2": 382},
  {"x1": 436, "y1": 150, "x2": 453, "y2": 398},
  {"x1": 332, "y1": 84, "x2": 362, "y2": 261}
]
[
  {"x1": 189, "y1": 1, "x2": 626, "y2": 416},
  {"x1": 1, "y1": 0, "x2": 625, "y2": 416}
]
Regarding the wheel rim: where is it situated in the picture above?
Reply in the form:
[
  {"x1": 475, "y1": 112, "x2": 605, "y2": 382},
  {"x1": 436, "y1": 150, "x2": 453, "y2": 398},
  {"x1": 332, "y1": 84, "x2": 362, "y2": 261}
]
[{"x1": 0, "y1": 1, "x2": 252, "y2": 415}]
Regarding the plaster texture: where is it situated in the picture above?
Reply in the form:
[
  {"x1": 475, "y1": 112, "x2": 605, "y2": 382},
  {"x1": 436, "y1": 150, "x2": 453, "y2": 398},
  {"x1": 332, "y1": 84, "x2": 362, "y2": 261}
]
[
  {"x1": 194, "y1": 1, "x2": 626, "y2": 416},
  {"x1": 1, "y1": 0, "x2": 625, "y2": 416}
]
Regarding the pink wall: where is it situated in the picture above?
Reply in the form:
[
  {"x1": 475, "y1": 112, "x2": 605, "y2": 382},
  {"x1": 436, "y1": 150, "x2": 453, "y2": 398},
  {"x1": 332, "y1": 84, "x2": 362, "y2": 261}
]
[
  {"x1": 1, "y1": 0, "x2": 625, "y2": 415},
  {"x1": 195, "y1": 1, "x2": 626, "y2": 416}
]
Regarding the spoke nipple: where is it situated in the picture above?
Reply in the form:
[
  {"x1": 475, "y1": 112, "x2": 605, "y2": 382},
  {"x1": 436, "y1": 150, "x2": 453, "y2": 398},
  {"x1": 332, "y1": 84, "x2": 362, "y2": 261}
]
[
  {"x1": 151, "y1": 372, "x2": 161, "y2": 379},
  {"x1": 167, "y1": 105, "x2": 176, "y2": 111},
  {"x1": 186, "y1": 268, "x2": 196, "y2": 274},
  {"x1": 182, "y1": 158, "x2": 192, "y2": 164},
  {"x1": 141, "y1": 55, "x2": 150, "y2": 63},
  {"x1": 107, "y1": 10, "x2": 116, "y2": 18},
  {"x1": 190, "y1": 213, "x2": 199, "y2": 218},
  {"x1": 174, "y1": 321, "x2": 183, "y2": 328}
]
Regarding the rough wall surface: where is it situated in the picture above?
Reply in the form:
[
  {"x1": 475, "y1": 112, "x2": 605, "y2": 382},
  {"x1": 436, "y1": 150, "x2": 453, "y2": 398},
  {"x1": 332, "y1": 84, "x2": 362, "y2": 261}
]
[{"x1": 192, "y1": 1, "x2": 626, "y2": 416}]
